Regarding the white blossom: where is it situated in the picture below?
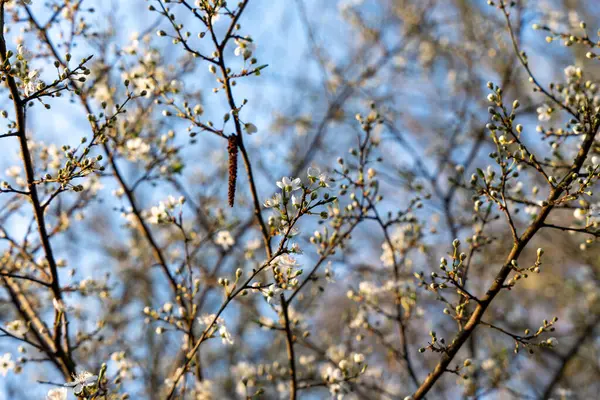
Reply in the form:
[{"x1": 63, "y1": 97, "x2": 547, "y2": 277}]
[
  {"x1": 573, "y1": 208, "x2": 586, "y2": 220},
  {"x1": 124, "y1": 137, "x2": 151, "y2": 161},
  {"x1": 149, "y1": 202, "x2": 170, "y2": 224},
  {"x1": 564, "y1": 65, "x2": 581, "y2": 79},
  {"x1": 147, "y1": 196, "x2": 181, "y2": 224},
  {"x1": 277, "y1": 254, "x2": 299, "y2": 268},
  {"x1": 234, "y1": 38, "x2": 256, "y2": 58},
  {"x1": 481, "y1": 358, "x2": 496, "y2": 371},
  {"x1": 23, "y1": 69, "x2": 41, "y2": 96},
  {"x1": 276, "y1": 177, "x2": 302, "y2": 192},
  {"x1": 536, "y1": 104, "x2": 553, "y2": 121},
  {"x1": 264, "y1": 193, "x2": 282, "y2": 208},
  {"x1": 264, "y1": 285, "x2": 283, "y2": 304},
  {"x1": 215, "y1": 230, "x2": 235, "y2": 250},
  {"x1": 46, "y1": 388, "x2": 67, "y2": 400},
  {"x1": 219, "y1": 325, "x2": 234, "y2": 345},
  {"x1": 0, "y1": 353, "x2": 15, "y2": 377},
  {"x1": 6, "y1": 320, "x2": 28, "y2": 337},
  {"x1": 64, "y1": 371, "x2": 98, "y2": 394}
]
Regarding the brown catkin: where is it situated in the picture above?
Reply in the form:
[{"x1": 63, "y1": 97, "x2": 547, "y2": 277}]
[{"x1": 227, "y1": 135, "x2": 238, "y2": 207}]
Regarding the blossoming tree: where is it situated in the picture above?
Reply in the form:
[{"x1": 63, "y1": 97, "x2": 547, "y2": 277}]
[{"x1": 0, "y1": 0, "x2": 599, "y2": 399}]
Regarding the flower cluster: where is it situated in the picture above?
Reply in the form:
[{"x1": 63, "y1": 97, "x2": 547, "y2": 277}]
[{"x1": 146, "y1": 195, "x2": 185, "y2": 224}]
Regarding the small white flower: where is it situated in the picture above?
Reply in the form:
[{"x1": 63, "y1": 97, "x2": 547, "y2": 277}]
[
  {"x1": 264, "y1": 285, "x2": 282, "y2": 304},
  {"x1": 277, "y1": 254, "x2": 299, "y2": 268},
  {"x1": 481, "y1": 358, "x2": 496, "y2": 370},
  {"x1": 573, "y1": 208, "x2": 586, "y2": 220},
  {"x1": 276, "y1": 177, "x2": 301, "y2": 192},
  {"x1": 215, "y1": 230, "x2": 235, "y2": 250},
  {"x1": 0, "y1": 353, "x2": 15, "y2": 377},
  {"x1": 64, "y1": 371, "x2": 98, "y2": 394},
  {"x1": 338, "y1": 359, "x2": 349, "y2": 370},
  {"x1": 125, "y1": 137, "x2": 151, "y2": 161},
  {"x1": 198, "y1": 313, "x2": 224, "y2": 327},
  {"x1": 353, "y1": 353, "x2": 365, "y2": 363},
  {"x1": 219, "y1": 325, "x2": 234, "y2": 345},
  {"x1": 322, "y1": 364, "x2": 344, "y2": 382},
  {"x1": 291, "y1": 194, "x2": 301, "y2": 207},
  {"x1": 17, "y1": 44, "x2": 32, "y2": 59},
  {"x1": 149, "y1": 203, "x2": 169, "y2": 224},
  {"x1": 6, "y1": 320, "x2": 28, "y2": 337},
  {"x1": 536, "y1": 104, "x2": 552, "y2": 122},
  {"x1": 290, "y1": 243, "x2": 302, "y2": 254},
  {"x1": 245, "y1": 238, "x2": 262, "y2": 251},
  {"x1": 234, "y1": 38, "x2": 256, "y2": 59},
  {"x1": 208, "y1": 9, "x2": 221, "y2": 24},
  {"x1": 46, "y1": 388, "x2": 67, "y2": 400},
  {"x1": 318, "y1": 171, "x2": 335, "y2": 188},
  {"x1": 146, "y1": 196, "x2": 180, "y2": 224},
  {"x1": 307, "y1": 166, "x2": 321, "y2": 179},
  {"x1": 564, "y1": 65, "x2": 581, "y2": 79},
  {"x1": 307, "y1": 167, "x2": 335, "y2": 188},
  {"x1": 23, "y1": 69, "x2": 41, "y2": 96},
  {"x1": 264, "y1": 193, "x2": 282, "y2": 208}
]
